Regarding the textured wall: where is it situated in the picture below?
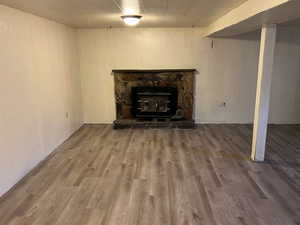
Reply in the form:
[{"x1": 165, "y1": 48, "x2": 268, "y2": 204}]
[
  {"x1": 0, "y1": 5, "x2": 83, "y2": 196},
  {"x1": 77, "y1": 27, "x2": 300, "y2": 124}
]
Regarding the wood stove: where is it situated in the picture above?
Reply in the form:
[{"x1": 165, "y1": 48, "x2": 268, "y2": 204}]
[{"x1": 131, "y1": 87, "x2": 178, "y2": 118}]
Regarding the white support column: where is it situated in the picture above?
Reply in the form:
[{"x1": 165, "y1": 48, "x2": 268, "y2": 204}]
[{"x1": 251, "y1": 25, "x2": 277, "y2": 162}]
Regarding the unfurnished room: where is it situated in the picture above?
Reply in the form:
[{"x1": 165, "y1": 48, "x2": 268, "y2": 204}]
[{"x1": 0, "y1": 0, "x2": 300, "y2": 224}]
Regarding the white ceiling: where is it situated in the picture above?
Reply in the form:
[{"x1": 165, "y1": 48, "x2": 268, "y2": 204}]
[{"x1": 0, "y1": 0, "x2": 247, "y2": 28}]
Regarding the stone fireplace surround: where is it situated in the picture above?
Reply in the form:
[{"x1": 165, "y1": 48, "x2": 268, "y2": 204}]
[{"x1": 113, "y1": 69, "x2": 196, "y2": 128}]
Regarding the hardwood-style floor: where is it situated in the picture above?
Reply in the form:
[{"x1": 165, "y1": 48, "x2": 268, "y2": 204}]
[{"x1": 0, "y1": 124, "x2": 299, "y2": 225}]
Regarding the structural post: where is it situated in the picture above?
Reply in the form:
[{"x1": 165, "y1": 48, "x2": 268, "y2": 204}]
[{"x1": 251, "y1": 25, "x2": 277, "y2": 162}]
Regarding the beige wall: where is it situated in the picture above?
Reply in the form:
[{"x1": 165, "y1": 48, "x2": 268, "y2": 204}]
[
  {"x1": 77, "y1": 27, "x2": 300, "y2": 124},
  {"x1": 0, "y1": 5, "x2": 83, "y2": 196},
  {"x1": 270, "y1": 26, "x2": 300, "y2": 123},
  {"x1": 78, "y1": 28, "x2": 205, "y2": 123}
]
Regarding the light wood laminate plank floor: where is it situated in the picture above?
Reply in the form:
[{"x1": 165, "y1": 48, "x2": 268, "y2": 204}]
[{"x1": 0, "y1": 124, "x2": 299, "y2": 225}]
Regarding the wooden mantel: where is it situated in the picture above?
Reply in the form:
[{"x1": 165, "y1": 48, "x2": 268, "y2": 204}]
[{"x1": 112, "y1": 69, "x2": 197, "y2": 74}]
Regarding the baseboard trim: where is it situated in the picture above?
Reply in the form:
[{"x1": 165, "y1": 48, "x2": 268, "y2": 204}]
[{"x1": 83, "y1": 122, "x2": 300, "y2": 126}]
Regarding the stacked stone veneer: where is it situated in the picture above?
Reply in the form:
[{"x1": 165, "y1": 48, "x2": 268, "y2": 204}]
[{"x1": 113, "y1": 70, "x2": 195, "y2": 120}]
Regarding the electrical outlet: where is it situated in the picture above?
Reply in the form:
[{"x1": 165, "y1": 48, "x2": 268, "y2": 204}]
[{"x1": 66, "y1": 112, "x2": 69, "y2": 118}]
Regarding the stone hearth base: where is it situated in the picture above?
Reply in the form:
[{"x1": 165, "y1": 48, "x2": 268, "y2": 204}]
[{"x1": 113, "y1": 119, "x2": 195, "y2": 129}]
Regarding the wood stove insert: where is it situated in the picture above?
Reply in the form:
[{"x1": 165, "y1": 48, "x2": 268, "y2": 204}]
[{"x1": 131, "y1": 87, "x2": 178, "y2": 118}]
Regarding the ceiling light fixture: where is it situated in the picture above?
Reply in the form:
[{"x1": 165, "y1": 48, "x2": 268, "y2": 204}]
[{"x1": 121, "y1": 15, "x2": 142, "y2": 26}]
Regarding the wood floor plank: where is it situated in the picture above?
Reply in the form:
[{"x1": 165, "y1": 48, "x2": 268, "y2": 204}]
[{"x1": 0, "y1": 124, "x2": 299, "y2": 225}]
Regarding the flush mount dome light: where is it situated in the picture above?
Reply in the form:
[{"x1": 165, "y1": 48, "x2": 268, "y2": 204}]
[{"x1": 121, "y1": 15, "x2": 142, "y2": 26}]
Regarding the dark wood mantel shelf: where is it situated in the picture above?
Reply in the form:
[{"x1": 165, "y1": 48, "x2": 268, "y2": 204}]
[{"x1": 112, "y1": 69, "x2": 197, "y2": 74}]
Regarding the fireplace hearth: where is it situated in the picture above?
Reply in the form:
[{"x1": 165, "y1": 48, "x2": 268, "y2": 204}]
[{"x1": 113, "y1": 69, "x2": 196, "y2": 129}]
